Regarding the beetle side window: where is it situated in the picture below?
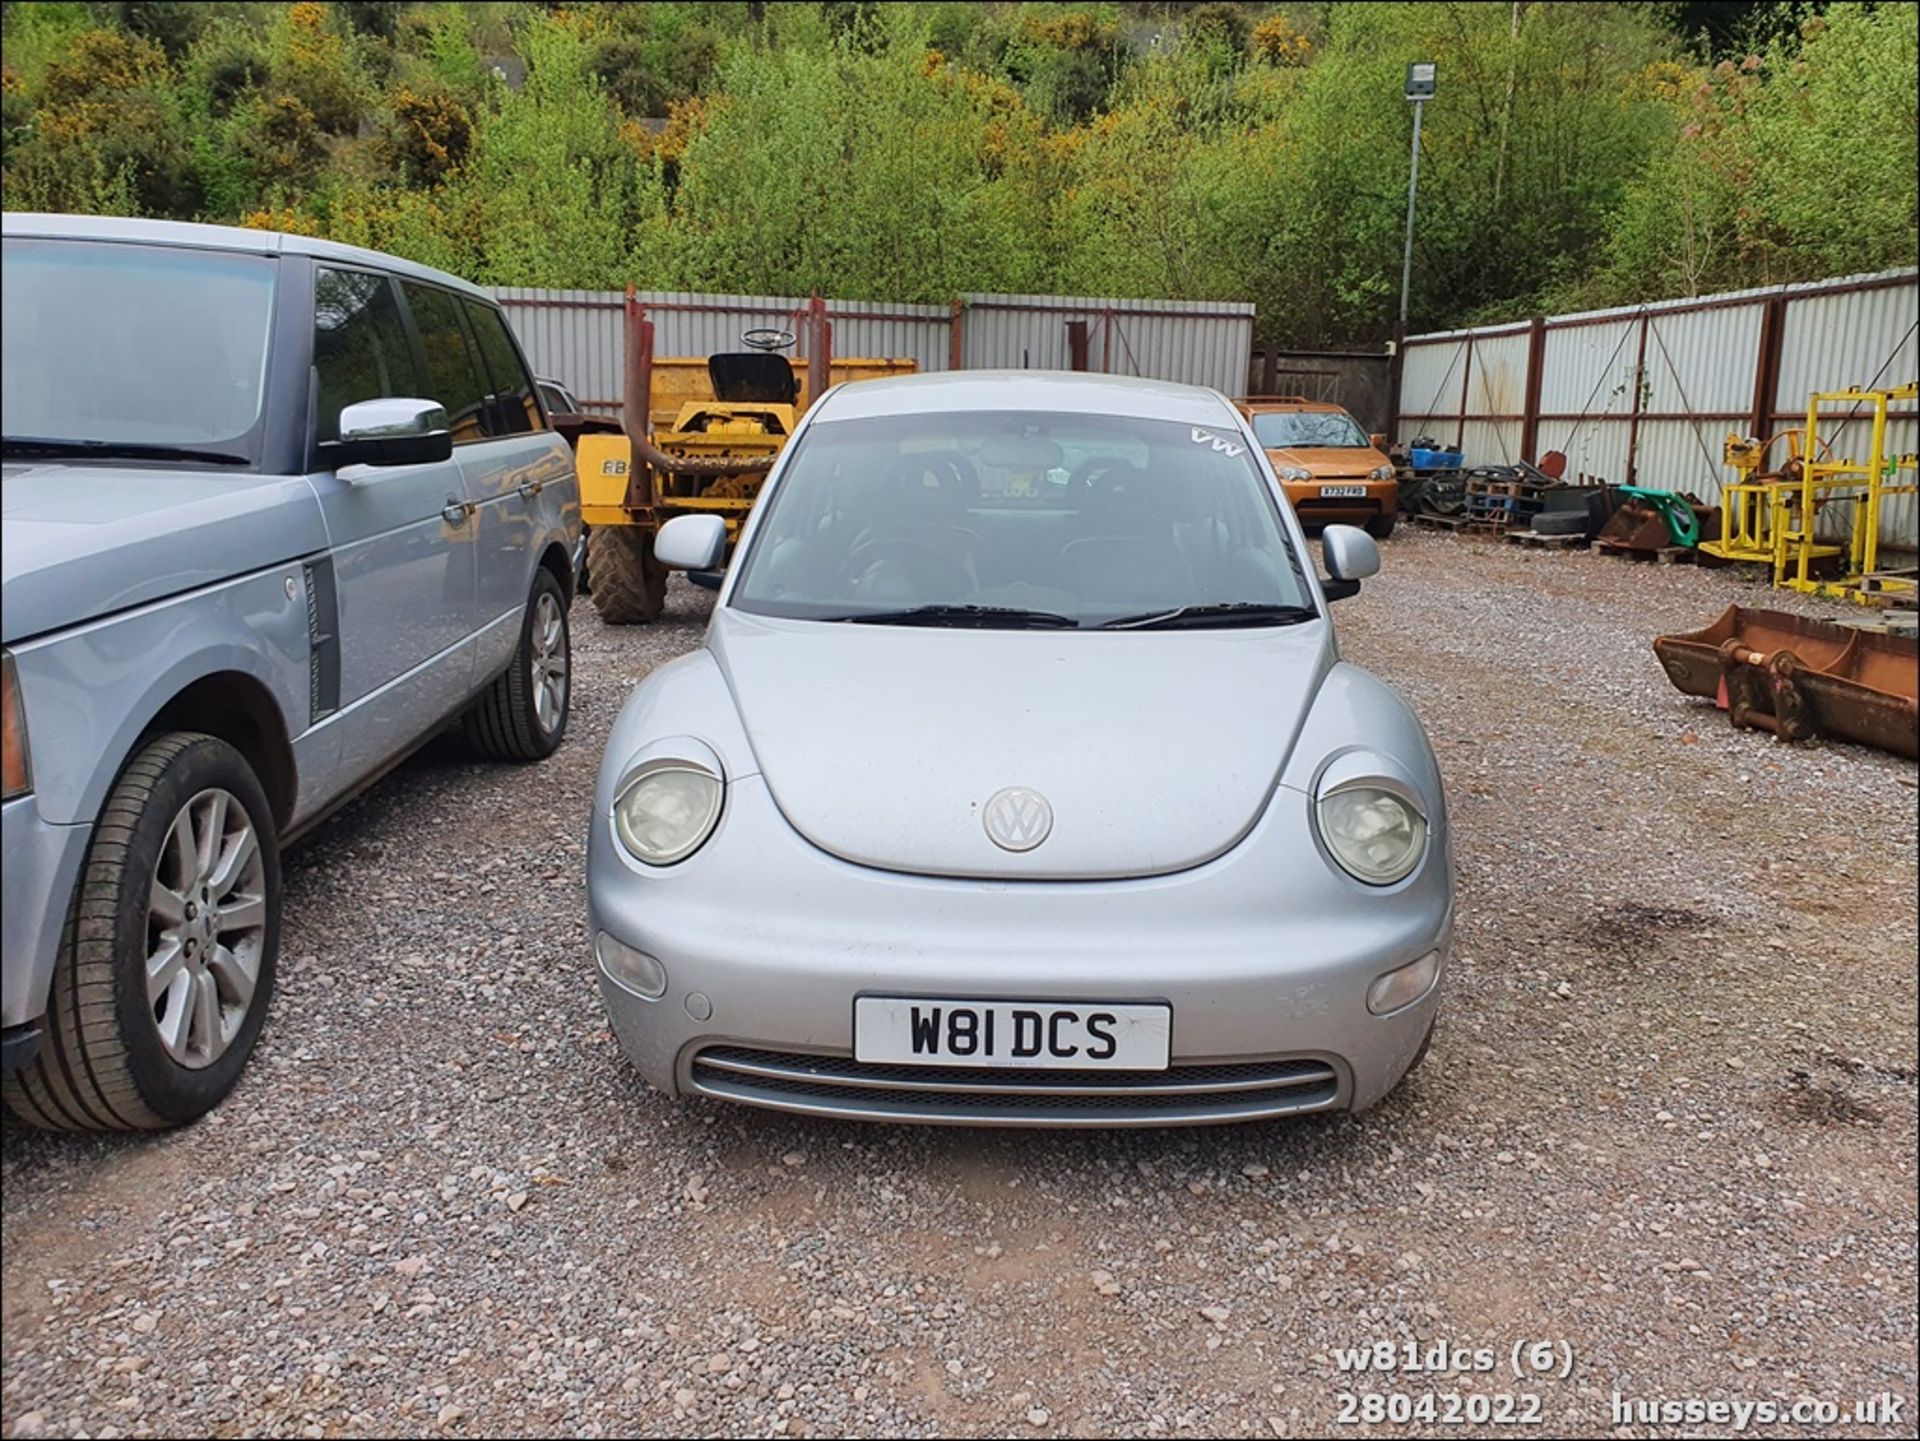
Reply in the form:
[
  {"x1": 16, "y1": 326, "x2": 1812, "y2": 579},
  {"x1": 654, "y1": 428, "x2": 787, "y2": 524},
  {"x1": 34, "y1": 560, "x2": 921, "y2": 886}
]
[
  {"x1": 312, "y1": 268, "x2": 422, "y2": 445},
  {"x1": 461, "y1": 298, "x2": 543, "y2": 435},
  {"x1": 399, "y1": 281, "x2": 490, "y2": 446}
]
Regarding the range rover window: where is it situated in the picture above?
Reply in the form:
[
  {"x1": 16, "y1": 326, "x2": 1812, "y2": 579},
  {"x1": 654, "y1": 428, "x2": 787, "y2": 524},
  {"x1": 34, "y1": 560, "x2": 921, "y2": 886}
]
[
  {"x1": 461, "y1": 297, "x2": 543, "y2": 435},
  {"x1": 2, "y1": 237, "x2": 275, "y2": 465},
  {"x1": 400, "y1": 281, "x2": 490, "y2": 445},
  {"x1": 313, "y1": 268, "x2": 423, "y2": 445}
]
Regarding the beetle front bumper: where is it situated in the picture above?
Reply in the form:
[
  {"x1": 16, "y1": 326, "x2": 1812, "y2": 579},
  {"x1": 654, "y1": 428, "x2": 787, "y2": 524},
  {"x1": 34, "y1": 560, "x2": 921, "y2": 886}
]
[{"x1": 586, "y1": 773, "x2": 1452, "y2": 1126}]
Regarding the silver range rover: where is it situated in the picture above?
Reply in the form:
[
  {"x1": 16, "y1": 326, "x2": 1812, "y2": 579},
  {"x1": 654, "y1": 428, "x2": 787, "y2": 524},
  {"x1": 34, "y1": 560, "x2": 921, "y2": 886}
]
[{"x1": 1, "y1": 213, "x2": 581, "y2": 1130}]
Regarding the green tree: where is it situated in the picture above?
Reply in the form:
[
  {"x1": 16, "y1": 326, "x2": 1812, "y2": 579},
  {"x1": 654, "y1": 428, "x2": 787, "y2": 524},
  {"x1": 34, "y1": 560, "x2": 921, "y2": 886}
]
[
  {"x1": 665, "y1": 17, "x2": 1051, "y2": 297},
  {"x1": 3, "y1": 24, "x2": 201, "y2": 215},
  {"x1": 1594, "y1": 3, "x2": 1919, "y2": 301}
]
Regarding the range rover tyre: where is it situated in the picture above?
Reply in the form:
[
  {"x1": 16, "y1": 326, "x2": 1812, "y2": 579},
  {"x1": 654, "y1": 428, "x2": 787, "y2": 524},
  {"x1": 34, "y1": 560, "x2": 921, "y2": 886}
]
[
  {"x1": 588, "y1": 525, "x2": 667, "y2": 624},
  {"x1": 465, "y1": 567, "x2": 571, "y2": 761},
  {"x1": 1366, "y1": 511, "x2": 1399, "y2": 540},
  {"x1": 2, "y1": 734, "x2": 281, "y2": 1131}
]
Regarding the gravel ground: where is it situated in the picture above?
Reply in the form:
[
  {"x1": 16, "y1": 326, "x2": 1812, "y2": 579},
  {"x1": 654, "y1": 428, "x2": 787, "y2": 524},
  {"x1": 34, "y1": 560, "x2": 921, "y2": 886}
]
[{"x1": 3, "y1": 532, "x2": 1915, "y2": 1439}]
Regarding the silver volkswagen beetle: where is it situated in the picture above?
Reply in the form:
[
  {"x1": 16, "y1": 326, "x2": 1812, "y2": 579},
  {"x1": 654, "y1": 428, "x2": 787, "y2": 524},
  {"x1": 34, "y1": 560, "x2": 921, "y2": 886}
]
[{"x1": 586, "y1": 372, "x2": 1452, "y2": 1126}]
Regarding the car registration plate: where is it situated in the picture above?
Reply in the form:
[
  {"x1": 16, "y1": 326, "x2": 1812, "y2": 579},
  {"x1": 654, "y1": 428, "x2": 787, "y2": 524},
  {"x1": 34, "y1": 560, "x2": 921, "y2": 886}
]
[
  {"x1": 853, "y1": 998, "x2": 1171, "y2": 1070},
  {"x1": 1319, "y1": 484, "x2": 1368, "y2": 498}
]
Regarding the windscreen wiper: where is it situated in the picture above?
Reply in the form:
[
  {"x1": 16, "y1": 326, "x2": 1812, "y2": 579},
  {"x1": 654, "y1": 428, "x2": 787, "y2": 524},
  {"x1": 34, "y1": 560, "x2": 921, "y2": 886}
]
[
  {"x1": 1100, "y1": 602, "x2": 1319, "y2": 630},
  {"x1": 833, "y1": 604, "x2": 1080, "y2": 629},
  {"x1": 2, "y1": 436, "x2": 250, "y2": 466}
]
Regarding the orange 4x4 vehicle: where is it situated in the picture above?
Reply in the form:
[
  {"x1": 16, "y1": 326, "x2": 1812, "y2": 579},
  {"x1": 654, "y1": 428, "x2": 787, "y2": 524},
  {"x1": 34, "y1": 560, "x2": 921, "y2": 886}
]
[{"x1": 1237, "y1": 397, "x2": 1399, "y2": 539}]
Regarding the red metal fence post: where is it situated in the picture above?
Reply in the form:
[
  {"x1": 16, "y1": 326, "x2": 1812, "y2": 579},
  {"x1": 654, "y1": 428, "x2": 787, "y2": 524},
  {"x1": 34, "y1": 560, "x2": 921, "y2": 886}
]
[
  {"x1": 1520, "y1": 314, "x2": 1546, "y2": 463},
  {"x1": 1750, "y1": 295, "x2": 1788, "y2": 440},
  {"x1": 1455, "y1": 335, "x2": 1475, "y2": 451},
  {"x1": 622, "y1": 287, "x2": 655, "y2": 509},
  {"x1": 1386, "y1": 323, "x2": 1406, "y2": 444},
  {"x1": 1066, "y1": 320, "x2": 1090, "y2": 371},
  {"x1": 806, "y1": 293, "x2": 829, "y2": 407},
  {"x1": 1625, "y1": 313, "x2": 1650, "y2": 486},
  {"x1": 949, "y1": 298, "x2": 964, "y2": 371}
]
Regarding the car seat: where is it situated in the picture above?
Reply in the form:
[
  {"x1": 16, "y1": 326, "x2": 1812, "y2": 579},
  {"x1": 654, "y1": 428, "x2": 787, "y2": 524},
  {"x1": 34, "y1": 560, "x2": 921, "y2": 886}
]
[
  {"x1": 1058, "y1": 463, "x2": 1197, "y2": 609},
  {"x1": 841, "y1": 454, "x2": 983, "y2": 601}
]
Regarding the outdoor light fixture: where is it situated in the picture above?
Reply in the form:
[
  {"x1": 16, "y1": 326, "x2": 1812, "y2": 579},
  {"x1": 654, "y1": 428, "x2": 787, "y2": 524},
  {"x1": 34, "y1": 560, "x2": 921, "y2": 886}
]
[{"x1": 1398, "y1": 61, "x2": 1436, "y2": 332}]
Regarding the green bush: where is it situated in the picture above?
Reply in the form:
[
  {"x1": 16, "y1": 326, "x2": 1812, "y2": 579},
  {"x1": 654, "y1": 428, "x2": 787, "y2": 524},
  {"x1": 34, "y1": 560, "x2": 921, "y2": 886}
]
[
  {"x1": 590, "y1": 33, "x2": 671, "y2": 117},
  {"x1": 4, "y1": 25, "x2": 203, "y2": 215}
]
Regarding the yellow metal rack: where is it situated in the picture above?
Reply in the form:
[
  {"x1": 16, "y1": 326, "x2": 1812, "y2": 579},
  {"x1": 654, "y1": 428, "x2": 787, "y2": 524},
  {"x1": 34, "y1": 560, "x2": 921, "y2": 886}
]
[
  {"x1": 1771, "y1": 384, "x2": 1918, "y2": 603},
  {"x1": 1699, "y1": 433, "x2": 1800, "y2": 566},
  {"x1": 1703, "y1": 386, "x2": 1917, "y2": 606}
]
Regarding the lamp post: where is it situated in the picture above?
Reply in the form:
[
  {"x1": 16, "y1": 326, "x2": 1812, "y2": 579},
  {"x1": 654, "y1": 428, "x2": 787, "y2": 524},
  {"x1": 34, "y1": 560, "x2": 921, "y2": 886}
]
[{"x1": 1399, "y1": 61, "x2": 1436, "y2": 334}]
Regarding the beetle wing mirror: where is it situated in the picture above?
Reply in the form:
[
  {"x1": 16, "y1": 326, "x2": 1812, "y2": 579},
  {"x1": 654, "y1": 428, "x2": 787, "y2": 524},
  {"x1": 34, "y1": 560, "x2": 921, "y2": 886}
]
[
  {"x1": 1321, "y1": 524, "x2": 1381, "y2": 602},
  {"x1": 654, "y1": 513, "x2": 728, "y2": 572}
]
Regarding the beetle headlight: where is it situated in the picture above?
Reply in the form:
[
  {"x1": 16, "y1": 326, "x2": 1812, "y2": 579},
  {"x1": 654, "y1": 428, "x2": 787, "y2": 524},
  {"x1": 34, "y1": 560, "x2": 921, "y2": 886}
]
[
  {"x1": 1369, "y1": 465, "x2": 1396, "y2": 481},
  {"x1": 613, "y1": 761, "x2": 723, "y2": 866},
  {"x1": 1276, "y1": 465, "x2": 1313, "y2": 482},
  {"x1": 1316, "y1": 778, "x2": 1428, "y2": 886}
]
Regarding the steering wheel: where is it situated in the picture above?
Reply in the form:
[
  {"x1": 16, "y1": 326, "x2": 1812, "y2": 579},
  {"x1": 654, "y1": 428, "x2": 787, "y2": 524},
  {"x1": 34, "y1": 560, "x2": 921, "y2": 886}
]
[
  {"x1": 742, "y1": 327, "x2": 796, "y2": 352},
  {"x1": 840, "y1": 536, "x2": 967, "y2": 593}
]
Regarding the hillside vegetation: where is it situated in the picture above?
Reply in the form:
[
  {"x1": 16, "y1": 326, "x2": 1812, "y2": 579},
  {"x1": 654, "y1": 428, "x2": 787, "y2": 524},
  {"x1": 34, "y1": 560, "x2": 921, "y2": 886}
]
[{"x1": 2, "y1": 1, "x2": 1914, "y2": 346}]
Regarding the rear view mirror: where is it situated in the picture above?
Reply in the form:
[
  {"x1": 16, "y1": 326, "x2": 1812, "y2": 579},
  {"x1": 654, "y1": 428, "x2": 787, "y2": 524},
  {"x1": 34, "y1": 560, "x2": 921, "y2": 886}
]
[
  {"x1": 655, "y1": 513, "x2": 728, "y2": 571},
  {"x1": 323, "y1": 398, "x2": 452, "y2": 469},
  {"x1": 1370, "y1": 433, "x2": 1388, "y2": 450},
  {"x1": 979, "y1": 434, "x2": 1065, "y2": 471}
]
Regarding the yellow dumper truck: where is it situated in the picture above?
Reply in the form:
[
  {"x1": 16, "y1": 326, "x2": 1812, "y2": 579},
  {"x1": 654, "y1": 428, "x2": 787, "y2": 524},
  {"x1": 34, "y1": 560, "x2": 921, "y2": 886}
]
[{"x1": 578, "y1": 294, "x2": 917, "y2": 623}]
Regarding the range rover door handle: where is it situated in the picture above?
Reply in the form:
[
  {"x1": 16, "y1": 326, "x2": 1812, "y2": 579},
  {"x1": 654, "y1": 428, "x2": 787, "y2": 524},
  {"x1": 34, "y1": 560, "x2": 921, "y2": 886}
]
[
  {"x1": 442, "y1": 499, "x2": 470, "y2": 525},
  {"x1": 517, "y1": 481, "x2": 541, "y2": 501}
]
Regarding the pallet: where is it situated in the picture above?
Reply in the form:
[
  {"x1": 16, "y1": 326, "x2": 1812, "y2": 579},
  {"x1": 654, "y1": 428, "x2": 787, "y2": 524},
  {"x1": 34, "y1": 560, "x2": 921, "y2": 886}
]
[
  {"x1": 1466, "y1": 479, "x2": 1556, "y2": 501},
  {"x1": 1465, "y1": 491, "x2": 1536, "y2": 510},
  {"x1": 1835, "y1": 601, "x2": 1919, "y2": 633},
  {"x1": 1504, "y1": 528, "x2": 1589, "y2": 549},
  {"x1": 1594, "y1": 541, "x2": 1694, "y2": 565},
  {"x1": 1408, "y1": 512, "x2": 1467, "y2": 530},
  {"x1": 1465, "y1": 505, "x2": 1541, "y2": 530},
  {"x1": 1856, "y1": 570, "x2": 1919, "y2": 608}
]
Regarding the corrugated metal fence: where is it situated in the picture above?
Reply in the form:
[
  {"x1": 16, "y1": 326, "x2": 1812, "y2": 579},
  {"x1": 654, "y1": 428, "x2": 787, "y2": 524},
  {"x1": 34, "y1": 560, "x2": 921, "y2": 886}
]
[
  {"x1": 1396, "y1": 268, "x2": 1920, "y2": 546},
  {"x1": 489, "y1": 287, "x2": 1256, "y2": 412}
]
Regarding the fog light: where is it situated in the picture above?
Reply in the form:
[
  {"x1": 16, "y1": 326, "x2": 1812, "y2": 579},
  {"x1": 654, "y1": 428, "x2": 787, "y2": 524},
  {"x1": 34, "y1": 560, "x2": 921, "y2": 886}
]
[
  {"x1": 1367, "y1": 950, "x2": 1440, "y2": 1016},
  {"x1": 596, "y1": 931, "x2": 667, "y2": 1000}
]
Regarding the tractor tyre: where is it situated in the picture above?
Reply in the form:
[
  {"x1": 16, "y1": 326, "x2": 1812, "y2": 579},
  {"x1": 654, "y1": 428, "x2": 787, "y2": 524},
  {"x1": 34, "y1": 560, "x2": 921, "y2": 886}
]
[{"x1": 588, "y1": 526, "x2": 667, "y2": 625}]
